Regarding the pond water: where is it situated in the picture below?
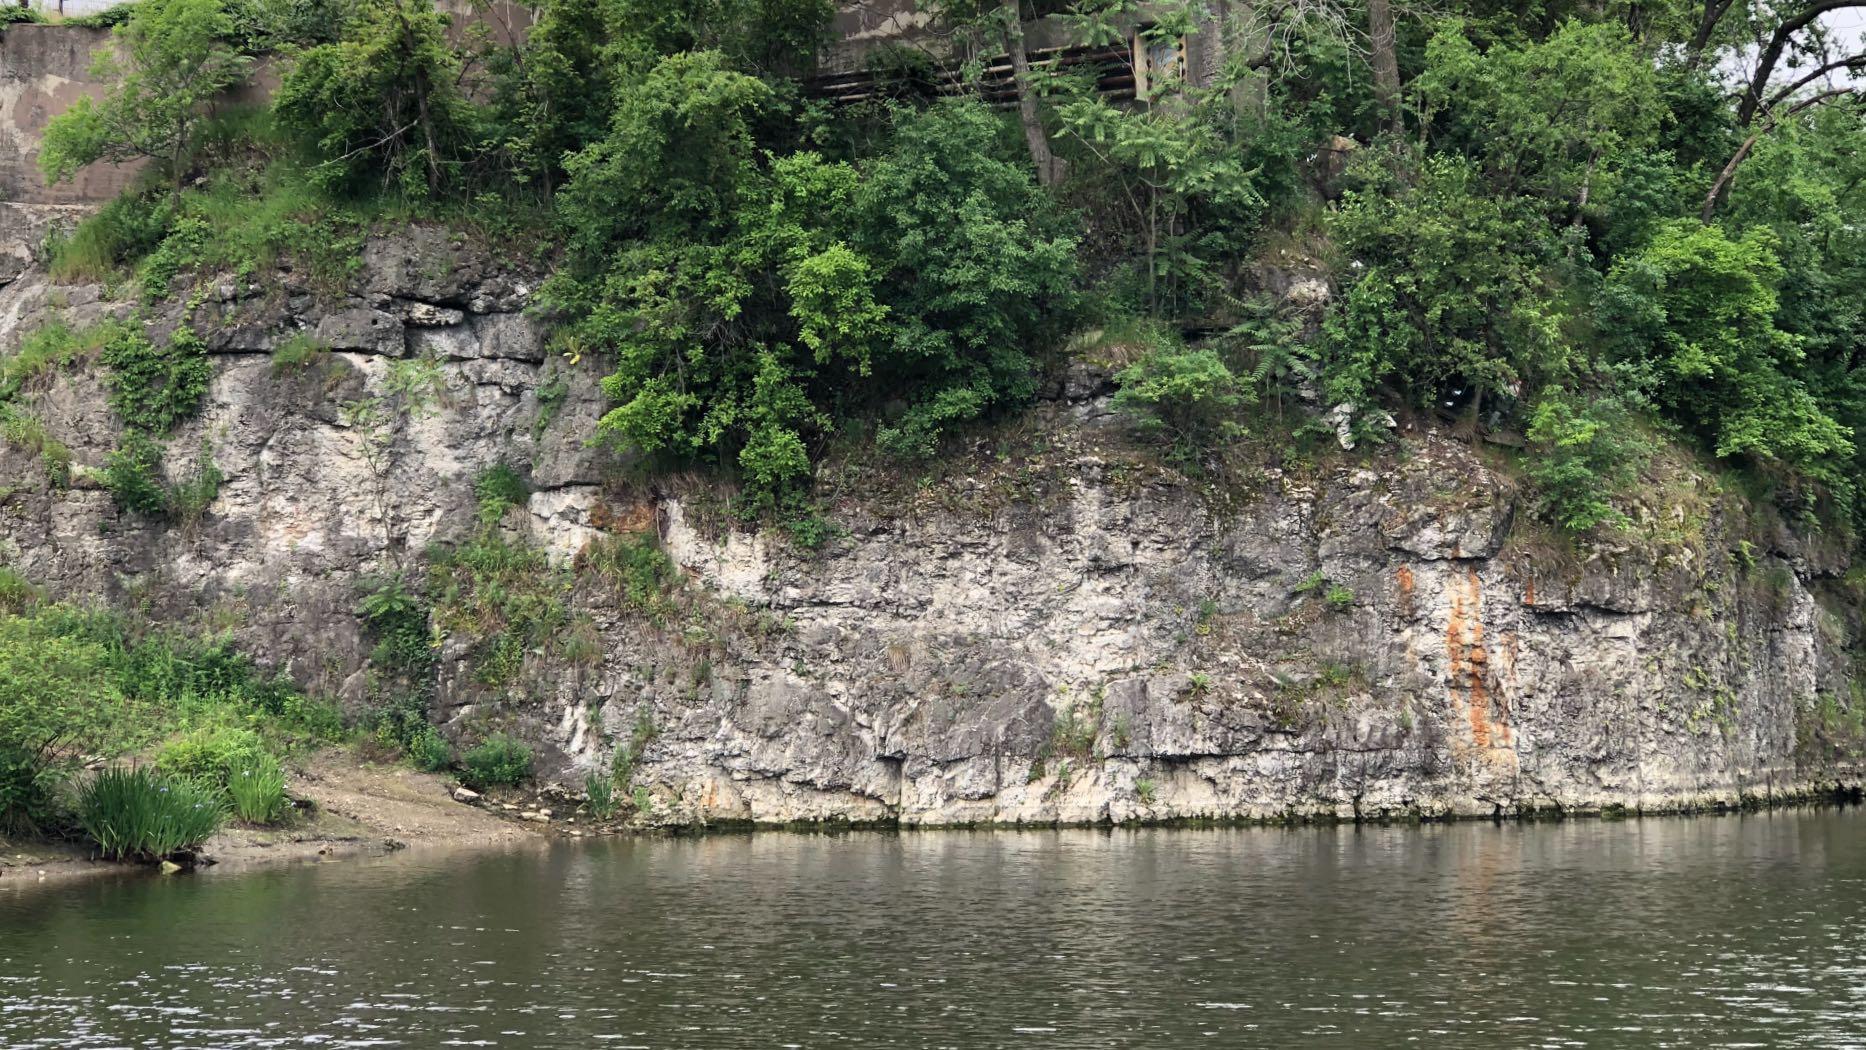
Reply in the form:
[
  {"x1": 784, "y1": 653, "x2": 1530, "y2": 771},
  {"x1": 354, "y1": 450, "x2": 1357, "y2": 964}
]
[{"x1": 3, "y1": 810, "x2": 1865, "y2": 1048}]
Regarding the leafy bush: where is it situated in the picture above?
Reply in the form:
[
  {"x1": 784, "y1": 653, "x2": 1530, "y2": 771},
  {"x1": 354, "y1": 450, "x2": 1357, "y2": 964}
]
[
  {"x1": 1112, "y1": 343, "x2": 1245, "y2": 464},
  {"x1": 406, "y1": 726, "x2": 453, "y2": 772},
  {"x1": 1319, "y1": 155, "x2": 1560, "y2": 423},
  {"x1": 102, "y1": 432, "x2": 172, "y2": 516},
  {"x1": 461, "y1": 734, "x2": 532, "y2": 790},
  {"x1": 77, "y1": 766, "x2": 225, "y2": 861},
  {"x1": 609, "y1": 708, "x2": 657, "y2": 789},
  {"x1": 0, "y1": 619, "x2": 118, "y2": 834},
  {"x1": 155, "y1": 726, "x2": 268, "y2": 792},
  {"x1": 557, "y1": 82, "x2": 1076, "y2": 504},
  {"x1": 0, "y1": 747, "x2": 65, "y2": 839},
  {"x1": 473, "y1": 462, "x2": 530, "y2": 523},
  {"x1": 358, "y1": 575, "x2": 432, "y2": 676},
  {"x1": 226, "y1": 752, "x2": 288, "y2": 824},
  {"x1": 101, "y1": 322, "x2": 211, "y2": 434},
  {"x1": 1524, "y1": 389, "x2": 1648, "y2": 531},
  {"x1": 0, "y1": 589, "x2": 338, "y2": 839},
  {"x1": 140, "y1": 216, "x2": 211, "y2": 299},
  {"x1": 856, "y1": 100, "x2": 1081, "y2": 459}
]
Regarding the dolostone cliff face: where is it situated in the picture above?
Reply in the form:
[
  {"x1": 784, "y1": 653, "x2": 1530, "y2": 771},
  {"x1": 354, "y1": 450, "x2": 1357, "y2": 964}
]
[{"x1": 1, "y1": 215, "x2": 1860, "y2": 825}]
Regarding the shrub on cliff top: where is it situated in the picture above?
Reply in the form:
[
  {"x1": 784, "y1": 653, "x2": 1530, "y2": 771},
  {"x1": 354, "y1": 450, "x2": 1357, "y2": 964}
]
[
  {"x1": 554, "y1": 84, "x2": 1078, "y2": 509},
  {"x1": 1112, "y1": 343, "x2": 1245, "y2": 466}
]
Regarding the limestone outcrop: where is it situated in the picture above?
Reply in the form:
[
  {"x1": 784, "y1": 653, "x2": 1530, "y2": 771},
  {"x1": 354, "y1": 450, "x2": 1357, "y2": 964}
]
[{"x1": 1, "y1": 225, "x2": 1859, "y2": 825}]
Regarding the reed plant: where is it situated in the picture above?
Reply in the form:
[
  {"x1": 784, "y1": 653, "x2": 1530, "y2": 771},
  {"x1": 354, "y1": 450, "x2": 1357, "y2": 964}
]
[
  {"x1": 585, "y1": 771, "x2": 618, "y2": 819},
  {"x1": 227, "y1": 752, "x2": 288, "y2": 824},
  {"x1": 78, "y1": 766, "x2": 224, "y2": 861}
]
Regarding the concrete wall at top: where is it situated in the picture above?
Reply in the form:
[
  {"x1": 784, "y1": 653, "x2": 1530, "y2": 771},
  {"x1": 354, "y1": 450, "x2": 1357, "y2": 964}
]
[
  {"x1": 0, "y1": 24, "x2": 140, "y2": 205},
  {"x1": 0, "y1": 1, "x2": 533, "y2": 209}
]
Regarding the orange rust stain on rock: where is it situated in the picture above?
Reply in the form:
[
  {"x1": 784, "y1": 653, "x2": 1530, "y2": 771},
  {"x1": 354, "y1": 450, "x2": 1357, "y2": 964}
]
[
  {"x1": 1523, "y1": 575, "x2": 1536, "y2": 606},
  {"x1": 1396, "y1": 565, "x2": 1416, "y2": 619},
  {"x1": 1445, "y1": 568, "x2": 1511, "y2": 752}
]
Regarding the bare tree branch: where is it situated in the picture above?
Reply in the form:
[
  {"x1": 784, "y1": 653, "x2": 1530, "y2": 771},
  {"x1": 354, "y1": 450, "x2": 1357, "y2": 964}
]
[{"x1": 1737, "y1": 0, "x2": 1866, "y2": 125}]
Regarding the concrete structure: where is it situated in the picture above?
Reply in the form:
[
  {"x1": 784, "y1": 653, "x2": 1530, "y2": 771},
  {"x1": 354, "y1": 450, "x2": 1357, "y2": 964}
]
[
  {"x1": 1, "y1": 2, "x2": 1200, "y2": 209},
  {"x1": 0, "y1": 24, "x2": 136, "y2": 205}
]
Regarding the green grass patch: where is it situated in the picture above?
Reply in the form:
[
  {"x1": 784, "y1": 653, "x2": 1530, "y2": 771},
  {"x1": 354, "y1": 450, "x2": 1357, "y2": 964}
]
[
  {"x1": 429, "y1": 471, "x2": 569, "y2": 686},
  {"x1": 579, "y1": 532, "x2": 680, "y2": 625}
]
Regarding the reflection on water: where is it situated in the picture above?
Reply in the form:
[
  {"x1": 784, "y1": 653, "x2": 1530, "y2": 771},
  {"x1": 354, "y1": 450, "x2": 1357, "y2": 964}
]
[{"x1": 3, "y1": 810, "x2": 1865, "y2": 1048}]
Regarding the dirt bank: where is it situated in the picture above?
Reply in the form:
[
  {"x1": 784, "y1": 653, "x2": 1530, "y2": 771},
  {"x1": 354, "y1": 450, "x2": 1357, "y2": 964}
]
[{"x1": 0, "y1": 749, "x2": 540, "y2": 886}]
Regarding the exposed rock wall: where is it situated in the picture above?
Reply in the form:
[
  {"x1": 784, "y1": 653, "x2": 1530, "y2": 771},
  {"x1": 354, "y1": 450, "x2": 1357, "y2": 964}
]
[{"x1": 0, "y1": 230, "x2": 1860, "y2": 825}]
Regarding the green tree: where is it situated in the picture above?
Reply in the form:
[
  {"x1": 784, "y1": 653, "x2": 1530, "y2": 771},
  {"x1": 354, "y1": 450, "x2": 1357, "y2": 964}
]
[
  {"x1": 1414, "y1": 20, "x2": 1663, "y2": 214},
  {"x1": 272, "y1": 0, "x2": 474, "y2": 195},
  {"x1": 490, "y1": 0, "x2": 831, "y2": 195},
  {"x1": 855, "y1": 100, "x2": 1079, "y2": 458},
  {"x1": 1599, "y1": 219, "x2": 1852, "y2": 482},
  {"x1": 38, "y1": 0, "x2": 253, "y2": 198},
  {"x1": 1050, "y1": 3, "x2": 1266, "y2": 315},
  {"x1": 1319, "y1": 155, "x2": 1562, "y2": 426}
]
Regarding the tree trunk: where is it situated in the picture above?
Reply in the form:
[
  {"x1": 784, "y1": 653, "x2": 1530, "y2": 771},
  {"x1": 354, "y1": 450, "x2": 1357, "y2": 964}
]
[
  {"x1": 1705, "y1": 88, "x2": 1857, "y2": 219},
  {"x1": 1685, "y1": 0, "x2": 1736, "y2": 61},
  {"x1": 413, "y1": 68, "x2": 443, "y2": 193},
  {"x1": 1368, "y1": 0, "x2": 1403, "y2": 136},
  {"x1": 396, "y1": 4, "x2": 444, "y2": 193},
  {"x1": 999, "y1": 0, "x2": 1062, "y2": 187}
]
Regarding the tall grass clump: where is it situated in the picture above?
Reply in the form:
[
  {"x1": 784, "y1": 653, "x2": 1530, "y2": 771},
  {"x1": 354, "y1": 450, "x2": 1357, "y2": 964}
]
[
  {"x1": 585, "y1": 770, "x2": 618, "y2": 819},
  {"x1": 78, "y1": 766, "x2": 224, "y2": 861},
  {"x1": 226, "y1": 752, "x2": 288, "y2": 824}
]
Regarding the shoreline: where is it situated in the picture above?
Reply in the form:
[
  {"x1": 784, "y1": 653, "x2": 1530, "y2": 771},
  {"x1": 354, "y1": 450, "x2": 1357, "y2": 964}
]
[
  {"x1": 7, "y1": 765, "x2": 1861, "y2": 888},
  {"x1": 0, "y1": 749, "x2": 544, "y2": 887}
]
